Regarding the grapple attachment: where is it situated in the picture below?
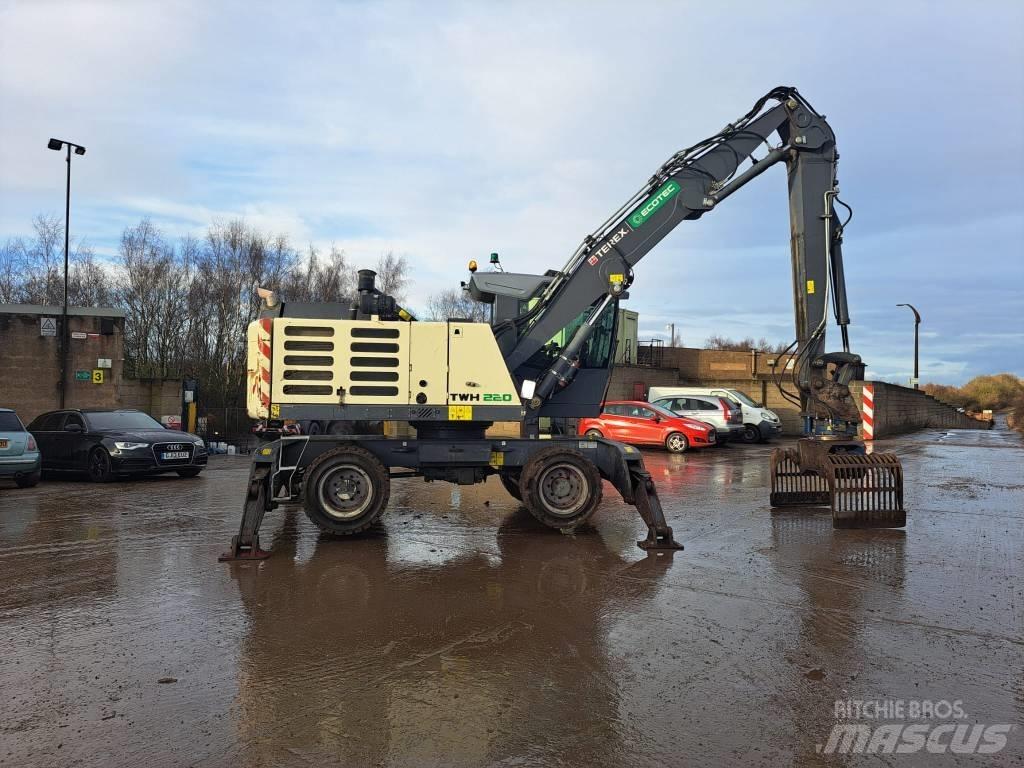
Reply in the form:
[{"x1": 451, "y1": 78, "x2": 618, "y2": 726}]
[
  {"x1": 825, "y1": 453, "x2": 905, "y2": 529},
  {"x1": 770, "y1": 448, "x2": 830, "y2": 507},
  {"x1": 770, "y1": 444, "x2": 905, "y2": 529}
]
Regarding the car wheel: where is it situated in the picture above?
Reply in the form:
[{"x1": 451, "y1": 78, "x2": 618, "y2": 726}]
[
  {"x1": 87, "y1": 447, "x2": 114, "y2": 483},
  {"x1": 583, "y1": 429, "x2": 603, "y2": 439},
  {"x1": 15, "y1": 471, "x2": 40, "y2": 488},
  {"x1": 305, "y1": 420, "x2": 323, "y2": 436},
  {"x1": 741, "y1": 424, "x2": 761, "y2": 444},
  {"x1": 665, "y1": 432, "x2": 688, "y2": 453},
  {"x1": 177, "y1": 468, "x2": 202, "y2": 478}
]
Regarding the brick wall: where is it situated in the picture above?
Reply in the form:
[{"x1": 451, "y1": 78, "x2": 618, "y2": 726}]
[
  {"x1": 119, "y1": 378, "x2": 183, "y2": 421},
  {"x1": 0, "y1": 307, "x2": 186, "y2": 424},
  {"x1": 0, "y1": 310, "x2": 124, "y2": 422}
]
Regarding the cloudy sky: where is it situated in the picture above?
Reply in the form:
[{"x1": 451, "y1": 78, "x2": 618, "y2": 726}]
[{"x1": 2, "y1": 0, "x2": 1022, "y2": 385}]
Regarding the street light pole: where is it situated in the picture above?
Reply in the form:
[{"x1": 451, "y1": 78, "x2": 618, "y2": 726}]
[
  {"x1": 665, "y1": 323, "x2": 676, "y2": 347},
  {"x1": 47, "y1": 138, "x2": 86, "y2": 408},
  {"x1": 896, "y1": 303, "x2": 921, "y2": 389}
]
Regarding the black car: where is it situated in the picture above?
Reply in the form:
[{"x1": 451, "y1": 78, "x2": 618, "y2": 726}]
[{"x1": 27, "y1": 409, "x2": 207, "y2": 482}]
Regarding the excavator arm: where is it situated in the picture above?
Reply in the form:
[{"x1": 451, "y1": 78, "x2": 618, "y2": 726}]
[
  {"x1": 485, "y1": 87, "x2": 859, "y2": 430},
  {"x1": 473, "y1": 86, "x2": 904, "y2": 528}
]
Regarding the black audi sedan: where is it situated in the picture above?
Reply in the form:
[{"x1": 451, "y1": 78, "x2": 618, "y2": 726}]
[{"x1": 27, "y1": 409, "x2": 207, "y2": 482}]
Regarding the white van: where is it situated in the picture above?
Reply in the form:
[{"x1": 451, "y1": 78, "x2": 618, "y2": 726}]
[{"x1": 647, "y1": 386, "x2": 782, "y2": 443}]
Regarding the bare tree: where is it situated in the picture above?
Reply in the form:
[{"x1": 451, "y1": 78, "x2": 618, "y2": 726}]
[
  {"x1": 425, "y1": 287, "x2": 489, "y2": 322},
  {"x1": 374, "y1": 251, "x2": 409, "y2": 303},
  {"x1": 280, "y1": 244, "x2": 351, "y2": 303},
  {"x1": 705, "y1": 334, "x2": 789, "y2": 353}
]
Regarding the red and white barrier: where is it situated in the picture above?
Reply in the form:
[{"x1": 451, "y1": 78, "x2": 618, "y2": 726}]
[{"x1": 862, "y1": 383, "x2": 874, "y2": 440}]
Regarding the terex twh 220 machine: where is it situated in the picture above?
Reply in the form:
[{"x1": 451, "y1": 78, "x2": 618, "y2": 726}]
[{"x1": 221, "y1": 86, "x2": 905, "y2": 561}]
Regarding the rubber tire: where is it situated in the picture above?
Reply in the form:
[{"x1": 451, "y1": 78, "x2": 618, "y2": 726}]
[
  {"x1": 499, "y1": 470, "x2": 522, "y2": 501},
  {"x1": 15, "y1": 471, "x2": 40, "y2": 488},
  {"x1": 665, "y1": 432, "x2": 688, "y2": 453},
  {"x1": 583, "y1": 429, "x2": 603, "y2": 439},
  {"x1": 519, "y1": 447, "x2": 602, "y2": 530},
  {"x1": 176, "y1": 468, "x2": 202, "y2": 478},
  {"x1": 740, "y1": 424, "x2": 761, "y2": 444},
  {"x1": 302, "y1": 445, "x2": 390, "y2": 535},
  {"x1": 305, "y1": 420, "x2": 323, "y2": 436},
  {"x1": 87, "y1": 447, "x2": 115, "y2": 483}
]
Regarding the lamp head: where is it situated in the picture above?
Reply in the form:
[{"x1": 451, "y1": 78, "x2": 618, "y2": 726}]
[{"x1": 47, "y1": 138, "x2": 62, "y2": 151}]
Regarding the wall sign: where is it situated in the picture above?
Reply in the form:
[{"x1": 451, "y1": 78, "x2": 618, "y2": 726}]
[{"x1": 92, "y1": 370, "x2": 104, "y2": 384}]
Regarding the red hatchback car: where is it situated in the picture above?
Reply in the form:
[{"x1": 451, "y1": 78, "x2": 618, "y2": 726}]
[{"x1": 577, "y1": 400, "x2": 717, "y2": 453}]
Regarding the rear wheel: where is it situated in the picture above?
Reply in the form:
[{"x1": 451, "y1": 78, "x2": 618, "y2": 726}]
[
  {"x1": 665, "y1": 432, "x2": 688, "y2": 453},
  {"x1": 15, "y1": 471, "x2": 40, "y2": 488},
  {"x1": 740, "y1": 424, "x2": 760, "y2": 444},
  {"x1": 87, "y1": 447, "x2": 114, "y2": 483},
  {"x1": 519, "y1": 447, "x2": 602, "y2": 530},
  {"x1": 303, "y1": 446, "x2": 390, "y2": 535},
  {"x1": 305, "y1": 420, "x2": 323, "y2": 436}
]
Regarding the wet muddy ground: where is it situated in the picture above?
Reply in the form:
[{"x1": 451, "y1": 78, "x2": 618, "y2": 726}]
[{"x1": 1, "y1": 426, "x2": 1021, "y2": 767}]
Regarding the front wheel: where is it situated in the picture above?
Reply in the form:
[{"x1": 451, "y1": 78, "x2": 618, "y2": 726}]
[
  {"x1": 303, "y1": 445, "x2": 390, "y2": 535},
  {"x1": 665, "y1": 432, "x2": 689, "y2": 453},
  {"x1": 740, "y1": 424, "x2": 761, "y2": 444},
  {"x1": 87, "y1": 447, "x2": 114, "y2": 483},
  {"x1": 520, "y1": 447, "x2": 602, "y2": 530},
  {"x1": 583, "y1": 429, "x2": 603, "y2": 439},
  {"x1": 16, "y1": 471, "x2": 40, "y2": 488}
]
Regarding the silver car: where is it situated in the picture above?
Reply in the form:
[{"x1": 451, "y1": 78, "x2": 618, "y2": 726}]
[
  {"x1": 0, "y1": 407, "x2": 41, "y2": 487},
  {"x1": 651, "y1": 395, "x2": 745, "y2": 444}
]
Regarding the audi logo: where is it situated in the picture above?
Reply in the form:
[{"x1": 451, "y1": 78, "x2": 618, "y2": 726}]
[{"x1": 166, "y1": 444, "x2": 184, "y2": 451}]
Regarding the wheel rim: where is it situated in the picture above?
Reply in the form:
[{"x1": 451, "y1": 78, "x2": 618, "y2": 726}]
[
  {"x1": 318, "y1": 464, "x2": 374, "y2": 519},
  {"x1": 537, "y1": 463, "x2": 589, "y2": 517},
  {"x1": 90, "y1": 451, "x2": 108, "y2": 477},
  {"x1": 668, "y1": 434, "x2": 686, "y2": 452},
  {"x1": 585, "y1": 430, "x2": 601, "y2": 439},
  {"x1": 744, "y1": 426, "x2": 758, "y2": 442}
]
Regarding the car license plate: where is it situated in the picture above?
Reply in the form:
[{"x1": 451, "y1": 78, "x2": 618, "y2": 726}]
[
  {"x1": 0, "y1": 439, "x2": 7, "y2": 449},
  {"x1": 162, "y1": 451, "x2": 189, "y2": 460}
]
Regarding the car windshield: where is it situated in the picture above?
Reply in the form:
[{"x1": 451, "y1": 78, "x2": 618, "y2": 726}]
[
  {"x1": 728, "y1": 390, "x2": 758, "y2": 407},
  {"x1": 85, "y1": 411, "x2": 164, "y2": 431},
  {"x1": 0, "y1": 412, "x2": 24, "y2": 431}
]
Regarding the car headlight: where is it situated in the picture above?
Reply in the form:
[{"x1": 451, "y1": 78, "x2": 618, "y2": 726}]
[
  {"x1": 762, "y1": 412, "x2": 778, "y2": 421},
  {"x1": 114, "y1": 441, "x2": 149, "y2": 450},
  {"x1": 192, "y1": 438, "x2": 206, "y2": 447}
]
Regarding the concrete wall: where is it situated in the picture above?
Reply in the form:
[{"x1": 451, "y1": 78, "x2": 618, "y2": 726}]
[{"x1": 852, "y1": 381, "x2": 991, "y2": 438}]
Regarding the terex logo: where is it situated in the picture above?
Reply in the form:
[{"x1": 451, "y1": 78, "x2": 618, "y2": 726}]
[
  {"x1": 628, "y1": 179, "x2": 680, "y2": 228},
  {"x1": 450, "y1": 393, "x2": 480, "y2": 402},
  {"x1": 586, "y1": 227, "x2": 630, "y2": 265}
]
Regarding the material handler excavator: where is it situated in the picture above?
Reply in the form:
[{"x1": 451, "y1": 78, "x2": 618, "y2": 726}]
[{"x1": 221, "y1": 86, "x2": 905, "y2": 561}]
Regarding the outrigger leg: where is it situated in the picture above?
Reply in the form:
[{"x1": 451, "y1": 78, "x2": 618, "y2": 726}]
[
  {"x1": 219, "y1": 463, "x2": 274, "y2": 561},
  {"x1": 631, "y1": 467, "x2": 683, "y2": 551}
]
